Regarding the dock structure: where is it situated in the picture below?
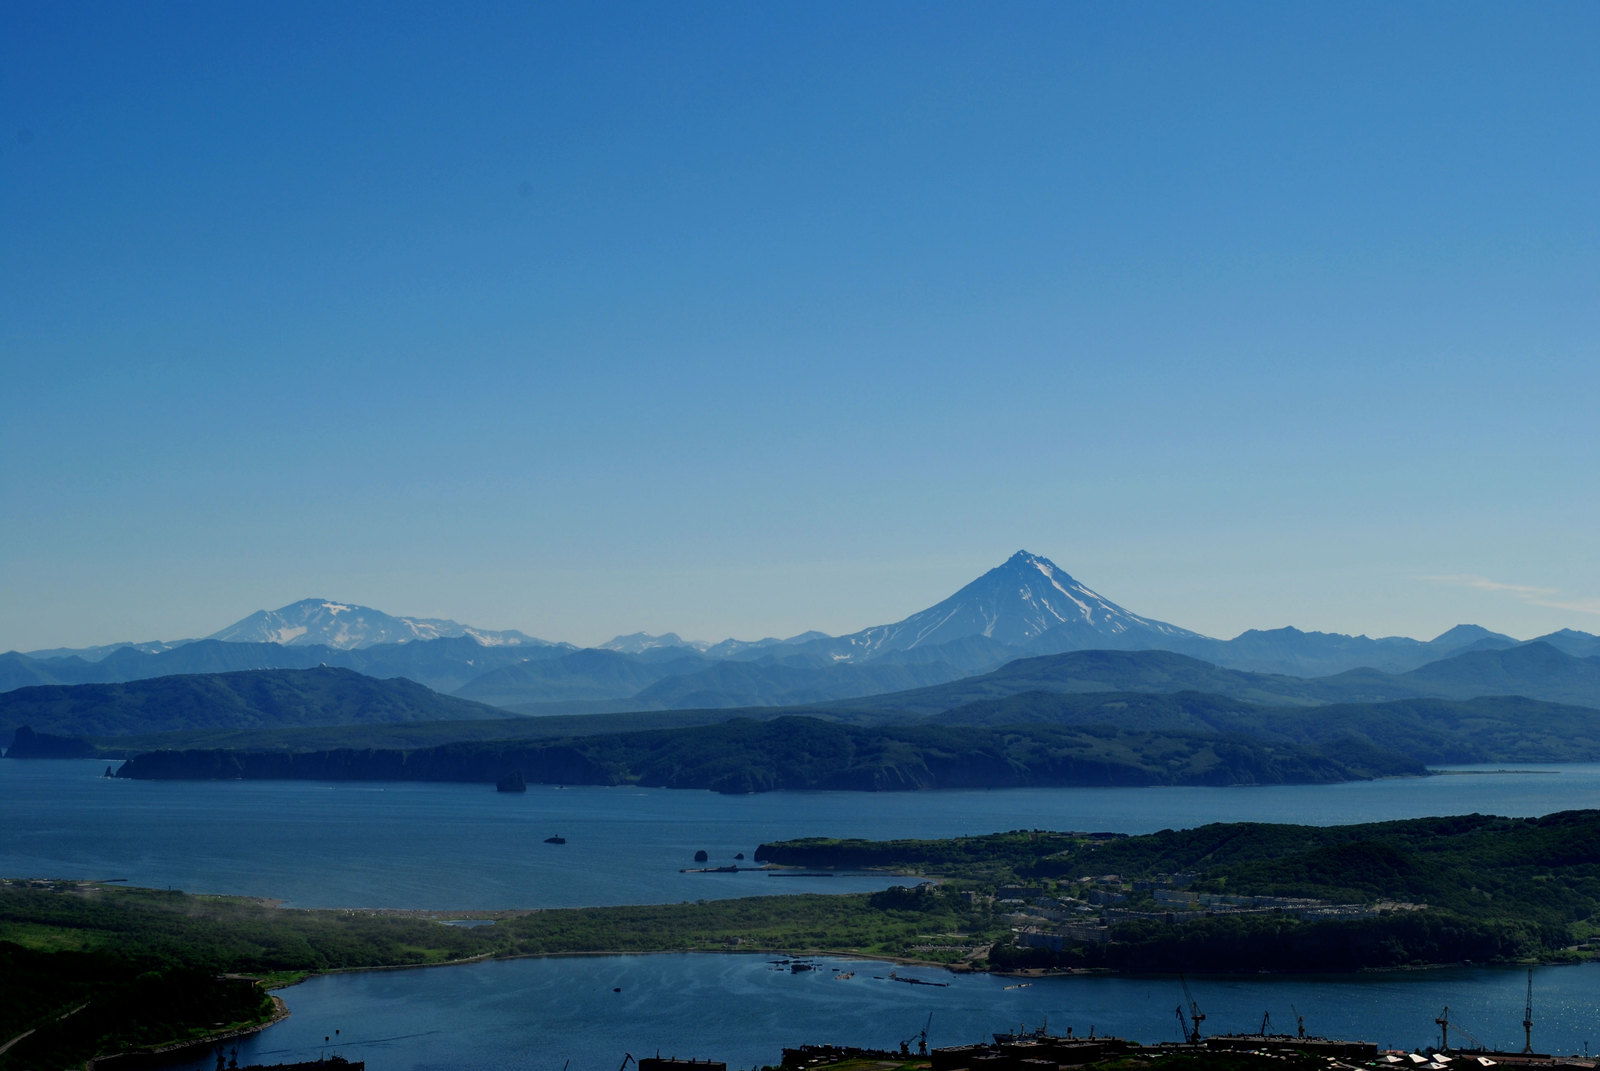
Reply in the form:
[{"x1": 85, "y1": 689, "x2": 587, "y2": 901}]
[{"x1": 786, "y1": 1031, "x2": 1388, "y2": 1071}]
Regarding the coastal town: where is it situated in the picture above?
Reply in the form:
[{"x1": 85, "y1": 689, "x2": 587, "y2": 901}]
[{"x1": 993, "y1": 871, "x2": 1426, "y2": 955}]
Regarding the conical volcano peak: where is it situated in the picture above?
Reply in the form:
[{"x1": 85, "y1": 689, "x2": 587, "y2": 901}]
[
  {"x1": 836, "y1": 551, "x2": 1201, "y2": 659},
  {"x1": 1000, "y1": 549, "x2": 1074, "y2": 580}
]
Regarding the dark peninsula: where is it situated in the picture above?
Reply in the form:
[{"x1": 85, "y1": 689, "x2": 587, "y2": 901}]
[
  {"x1": 4, "y1": 811, "x2": 1596, "y2": 1068},
  {"x1": 112, "y1": 715, "x2": 1422, "y2": 791}
]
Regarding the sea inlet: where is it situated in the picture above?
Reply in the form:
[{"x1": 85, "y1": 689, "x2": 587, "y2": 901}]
[{"x1": 3, "y1": 760, "x2": 1598, "y2": 1066}]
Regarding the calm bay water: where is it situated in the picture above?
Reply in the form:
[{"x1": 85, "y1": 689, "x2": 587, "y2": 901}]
[
  {"x1": 4, "y1": 760, "x2": 1599, "y2": 1064},
  {"x1": 162, "y1": 955, "x2": 1599, "y2": 1071},
  {"x1": 5, "y1": 761, "x2": 1597, "y2": 909}
]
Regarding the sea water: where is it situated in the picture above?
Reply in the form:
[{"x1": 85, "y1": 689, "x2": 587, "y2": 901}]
[
  {"x1": 4, "y1": 761, "x2": 1596, "y2": 909},
  {"x1": 3, "y1": 760, "x2": 1599, "y2": 1064},
  {"x1": 163, "y1": 956, "x2": 1599, "y2": 1070}
]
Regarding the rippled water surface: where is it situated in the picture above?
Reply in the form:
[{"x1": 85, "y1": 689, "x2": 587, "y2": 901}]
[
  {"x1": 5, "y1": 760, "x2": 1596, "y2": 909},
  {"x1": 5, "y1": 760, "x2": 1598, "y2": 1065},
  {"x1": 162, "y1": 955, "x2": 1600, "y2": 1070}
]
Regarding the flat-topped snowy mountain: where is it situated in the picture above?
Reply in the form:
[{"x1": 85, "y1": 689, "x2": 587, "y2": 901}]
[{"x1": 207, "y1": 598, "x2": 550, "y2": 650}]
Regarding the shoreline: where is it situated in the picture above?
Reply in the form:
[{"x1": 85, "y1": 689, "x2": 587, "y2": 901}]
[
  {"x1": 276, "y1": 940, "x2": 1585, "y2": 988},
  {"x1": 88, "y1": 996, "x2": 291, "y2": 1071}
]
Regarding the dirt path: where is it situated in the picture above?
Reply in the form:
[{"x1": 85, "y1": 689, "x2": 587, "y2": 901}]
[{"x1": 0, "y1": 1029, "x2": 36, "y2": 1057}]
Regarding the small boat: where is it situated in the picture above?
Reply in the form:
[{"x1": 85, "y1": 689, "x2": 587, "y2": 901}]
[{"x1": 544, "y1": 835, "x2": 566, "y2": 844}]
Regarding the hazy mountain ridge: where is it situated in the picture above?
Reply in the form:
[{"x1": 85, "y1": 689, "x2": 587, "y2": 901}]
[
  {"x1": 208, "y1": 597, "x2": 558, "y2": 650},
  {"x1": 0, "y1": 638, "x2": 548, "y2": 697},
  {"x1": 1155, "y1": 623, "x2": 1522, "y2": 676},
  {"x1": 452, "y1": 648, "x2": 717, "y2": 707},
  {"x1": 838, "y1": 642, "x2": 1600, "y2": 714},
  {"x1": 6, "y1": 551, "x2": 1598, "y2": 715},
  {"x1": 10, "y1": 640, "x2": 1600, "y2": 755},
  {"x1": 19, "y1": 639, "x2": 189, "y2": 663},
  {"x1": 0, "y1": 666, "x2": 518, "y2": 739},
  {"x1": 11, "y1": 641, "x2": 1600, "y2": 787}
]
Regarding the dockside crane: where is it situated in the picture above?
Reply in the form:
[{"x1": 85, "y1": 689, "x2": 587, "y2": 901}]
[
  {"x1": 1523, "y1": 968, "x2": 1535, "y2": 1054},
  {"x1": 1259, "y1": 1011, "x2": 1274, "y2": 1037},
  {"x1": 1291, "y1": 1004, "x2": 1305, "y2": 1039},
  {"x1": 899, "y1": 1013, "x2": 931, "y2": 1057},
  {"x1": 1436, "y1": 1007, "x2": 1450, "y2": 1052},
  {"x1": 1178, "y1": 975, "x2": 1205, "y2": 1044}
]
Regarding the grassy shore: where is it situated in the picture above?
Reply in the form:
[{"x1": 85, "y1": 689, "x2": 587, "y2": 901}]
[
  {"x1": 0, "y1": 877, "x2": 1003, "y2": 1070},
  {"x1": 5, "y1": 811, "x2": 1597, "y2": 1067}
]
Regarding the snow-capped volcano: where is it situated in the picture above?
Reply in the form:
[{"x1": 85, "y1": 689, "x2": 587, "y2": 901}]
[
  {"x1": 207, "y1": 599, "x2": 545, "y2": 650},
  {"x1": 836, "y1": 550, "x2": 1202, "y2": 659}
]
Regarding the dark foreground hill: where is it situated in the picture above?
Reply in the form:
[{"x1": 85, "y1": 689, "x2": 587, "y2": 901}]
[
  {"x1": 930, "y1": 690, "x2": 1600, "y2": 765},
  {"x1": 113, "y1": 714, "x2": 1422, "y2": 791},
  {"x1": 0, "y1": 666, "x2": 519, "y2": 739},
  {"x1": 90, "y1": 685, "x2": 1600, "y2": 785}
]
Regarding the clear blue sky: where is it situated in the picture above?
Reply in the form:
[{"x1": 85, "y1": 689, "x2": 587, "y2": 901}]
[{"x1": 4, "y1": 2, "x2": 1597, "y2": 652}]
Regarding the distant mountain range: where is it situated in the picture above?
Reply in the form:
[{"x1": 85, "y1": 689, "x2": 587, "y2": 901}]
[
  {"x1": 835, "y1": 642, "x2": 1600, "y2": 714},
  {"x1": 207, "y1": 598, "x2": 555, "y2": 649},
  {"x1": 11, "y1": 640, "x2": 1600, "y2": 744},
  {"x1": 5, "y1": 550, "x2": 1598, "y2": 716}
]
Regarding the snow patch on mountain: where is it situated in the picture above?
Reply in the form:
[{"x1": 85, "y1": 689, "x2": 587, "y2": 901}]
[
  {"x1": 828, "y1": 550, "x2": 1202, "y2": 661},
  {"x1": 600, "y1": 632, "x2": 711, "y2": 654},
  {"x1": 207, "y1": 599, "x2": 551, "y2": 650}
]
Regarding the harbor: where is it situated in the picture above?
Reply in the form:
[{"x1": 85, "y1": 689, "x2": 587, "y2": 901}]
[
  {"x1": 10, "y1": 762, "x2": 1599, "y2": 1071},
  {"x1": 148, "y1": 954, "x2": 1600, "y2": 1071}
]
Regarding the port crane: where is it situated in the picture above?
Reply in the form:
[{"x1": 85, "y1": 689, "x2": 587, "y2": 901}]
[
  {"x1": 1178, "y1": 974, "x2": 1205, "y2": 1044},
  {"x1": 899, "y1": 1013, "x2": 931, "y2": 1057},
  {"x1": 1291, "y1": 1004, "x2": 1305, "y2": 1039},
  {"x1": 1259, "y1": 1011, "x2": 1274, "y2": 1037},
  {"x1": 1435, "y1": 1007, "x2": 1490, "y2": 1053},
  {"x1": 1522, "y1": 968, "x2": 1534, "y2": 1054}
]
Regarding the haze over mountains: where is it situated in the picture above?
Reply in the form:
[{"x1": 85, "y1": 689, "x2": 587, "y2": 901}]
[
  {"x1": 4, "y1": 550, "x2": 1597, "y2": 716},
  {"x1": 207, "y1": 598, "x2": 554, "y2": 649},
  {"x1": 6, "y1": 550, "x2": 1600, "y2": 792}
]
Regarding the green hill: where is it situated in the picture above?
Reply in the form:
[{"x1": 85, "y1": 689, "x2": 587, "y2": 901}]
[
  {"x1": 929, "y1": 689, "x2": 1600, "y2": 764},
  {"x1": 831, "y1": 644, "x2": 1600, "y2": 716},
  {"x1": 760, "y1": 809, "x2": 1600, "y2": 972},
  {"x1": 0, "y1": 666, "x2": 520, "y2": 740},
  {"x1": 112, "y1": 714, "x2": 1421, "y2": 791}
]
